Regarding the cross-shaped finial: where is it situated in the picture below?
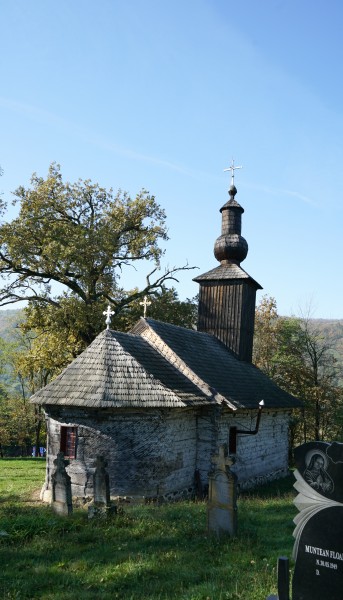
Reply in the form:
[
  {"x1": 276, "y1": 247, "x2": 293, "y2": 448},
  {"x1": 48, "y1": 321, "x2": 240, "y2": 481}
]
[
  {"x1": 224, "y1": 158, "x2": 242, "y2": 187},
  {"x1": 211, "y1": 444, "x2": 234, "y2": 471},
  {"x1": 139, "y1": 295, "x2": 151, "y2": 318},
  {"x1": 103, "y1": 305, "x2": 114, "y2": 330}
]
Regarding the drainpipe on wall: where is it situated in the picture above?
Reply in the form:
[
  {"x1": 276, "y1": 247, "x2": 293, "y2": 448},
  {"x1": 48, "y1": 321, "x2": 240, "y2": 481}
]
[{"x1": 229, "y1": 399, "x2": 265, "y2": 455}]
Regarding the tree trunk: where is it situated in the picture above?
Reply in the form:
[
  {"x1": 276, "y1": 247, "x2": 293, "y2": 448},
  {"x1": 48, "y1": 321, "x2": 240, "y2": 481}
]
[{"x1": 303, "y1": 408, "x2": 307, "y2": 444}]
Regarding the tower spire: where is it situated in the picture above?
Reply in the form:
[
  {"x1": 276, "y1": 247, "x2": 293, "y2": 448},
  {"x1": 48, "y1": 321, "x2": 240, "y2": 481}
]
[
  {"x1": 214, "y1": 162, "x2": 248, "y2": 266},
  {"x1": 193, "y1": 161, "x2": 262, "y2": 362}
]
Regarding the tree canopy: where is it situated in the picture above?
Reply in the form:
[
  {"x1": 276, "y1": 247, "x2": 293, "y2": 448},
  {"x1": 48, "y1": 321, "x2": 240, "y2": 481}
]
[
  {"x1": 0, "y1": 164, "x2": 195, "y2": 345},
  {"x1": 0, "y1": 165, "x2": 198, "y2": 453},
  {"x1": 253, "y1": 295, "x2": 343, "y2": 445}
]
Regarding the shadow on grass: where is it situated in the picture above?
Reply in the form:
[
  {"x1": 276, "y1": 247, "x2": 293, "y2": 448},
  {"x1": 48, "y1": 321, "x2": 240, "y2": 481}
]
[
  {"x1": 239, "y1": 473, "x2": 295, "y2": 500},
  {"x1": 0, "y1": 492, "x2": 296, "y2": 600}
]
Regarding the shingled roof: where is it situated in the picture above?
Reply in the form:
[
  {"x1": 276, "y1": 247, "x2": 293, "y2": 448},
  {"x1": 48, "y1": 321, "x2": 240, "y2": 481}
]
[
  {"x1": 193, "y1": 263, "x2": 261, "y2": 287},
  {"x1": 31, "y1": 318, "x2": 302, "y2": 411},
  {"x1": 131, "y1": 318, "x2": 302, "y2": 410},
  {"x1": 30, "y1": 329, "x2": 213, "y2": 408}
]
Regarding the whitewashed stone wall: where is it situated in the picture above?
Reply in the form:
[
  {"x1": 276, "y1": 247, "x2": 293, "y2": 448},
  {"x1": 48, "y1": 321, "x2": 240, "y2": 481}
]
[
  {"x1": 41, "y1": 406, "x2": 291, "y2": 502},
  {"x1": 223, "y1": 409, "x2": 290, "y2": 489},
  {"x1": 195, "y1": 408, "x2": 291, "y2": 490},
  {"x1": 43, "y1": 407, "x2": 198, "y2": 501},
  {"x1": 195, "y1": 406, "x2": 221, "y2": 489}
]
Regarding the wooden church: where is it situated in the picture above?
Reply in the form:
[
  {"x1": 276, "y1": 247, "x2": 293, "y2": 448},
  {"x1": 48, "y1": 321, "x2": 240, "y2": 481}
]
[{"x1": 31, "y1": 175, "x2": 301, "y2": 502}]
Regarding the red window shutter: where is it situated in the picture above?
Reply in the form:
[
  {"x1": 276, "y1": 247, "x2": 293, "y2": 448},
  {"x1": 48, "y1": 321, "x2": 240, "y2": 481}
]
[
  {"x1": 60, "y1": 426, "x2": 77, "y2": 459},
  {"x1": 67, "y1": 428, "x2": 77, "y2": 459},
  {"x1": 60, "y1": 426, "x2": 67, "y2": 454}
]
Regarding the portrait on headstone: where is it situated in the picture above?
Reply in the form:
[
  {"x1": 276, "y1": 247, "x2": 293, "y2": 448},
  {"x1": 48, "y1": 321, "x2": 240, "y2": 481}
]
[
  {"x1": 303, "y1": 450, "x2": 334, "y2": 494},
  {"x1": 292, "y1": 441, "x2": 343, "y2": 600}
]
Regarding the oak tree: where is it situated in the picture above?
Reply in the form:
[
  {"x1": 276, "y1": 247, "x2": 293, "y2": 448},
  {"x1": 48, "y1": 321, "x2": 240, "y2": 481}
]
[{"x1": 0, "y1": 163, "x2": 194, "y2": 346}]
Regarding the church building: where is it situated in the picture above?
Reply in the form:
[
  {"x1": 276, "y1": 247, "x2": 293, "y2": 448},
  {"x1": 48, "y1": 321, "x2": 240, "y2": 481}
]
[{"x1": 31, "y1": 172, "x2": 301, "y2": 502}]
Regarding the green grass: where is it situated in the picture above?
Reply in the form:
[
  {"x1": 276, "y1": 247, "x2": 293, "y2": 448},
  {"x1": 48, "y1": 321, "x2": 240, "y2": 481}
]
[{"x1": 0, "y1": 459, "x2": 296, "y2": 599}]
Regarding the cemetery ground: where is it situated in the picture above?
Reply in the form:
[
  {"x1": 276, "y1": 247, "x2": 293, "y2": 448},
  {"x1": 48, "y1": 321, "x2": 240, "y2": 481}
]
[{"x1": 0, "y1": 460, "x2": 295, "y2": 600}]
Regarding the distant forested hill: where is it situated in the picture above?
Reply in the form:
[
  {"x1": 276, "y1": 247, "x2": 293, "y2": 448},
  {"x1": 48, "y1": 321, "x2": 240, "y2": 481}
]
[
  {"x1": 0, "y1": 309, "x2": 24, "y2": 392},
  {"x1": 0, "y1": 310, "x2": 342, "y2": 379},
  {"x1": 308, "y1": 319, "x2": 343, "y2": 384},
  {"x1": 0, "y1": 309, "x2": 24, "y2": 341},
  {"x1": 310, "y1": 319, "x2": 343, "y2": 354}
]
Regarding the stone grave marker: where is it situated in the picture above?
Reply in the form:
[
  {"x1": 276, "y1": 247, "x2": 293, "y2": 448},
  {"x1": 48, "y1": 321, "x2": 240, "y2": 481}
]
[
  {"x1": 207, "y1": 444, "x2": 237, "y2": 536},
  {"x1": 88, "y1": 455, "x2": 116, "y2": 519},
  {"x1": 93, "y1": 455, "x2": 110, "y2": 505},
  {"x1": 292, "y1": 440, "x2": 343, "y2": 600},
  {"x1": 51, "y1": 451, "x2": 73, "y2": 516}
]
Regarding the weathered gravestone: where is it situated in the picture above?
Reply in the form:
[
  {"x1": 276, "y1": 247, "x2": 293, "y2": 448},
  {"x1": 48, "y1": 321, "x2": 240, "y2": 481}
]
[
  {"x1": 88, "y1": 455, "x2": 116, "y2": 519},
  {"x1": 207, "y1": 444, "x2": 237, "y2": 536},
  {"x1": 93, "y1": 455, "x2": 110, "y2": 505},
  {"x1": 51, "y1": 451, "x2": 73, "y2": 516},
  {"x1": 292, "y1": 441, "x2": 343, "y2": 600}
]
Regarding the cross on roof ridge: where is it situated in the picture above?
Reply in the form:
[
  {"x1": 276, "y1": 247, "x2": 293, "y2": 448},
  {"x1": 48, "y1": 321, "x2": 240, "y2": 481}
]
[
  {"x1": 139, "y1": 295, "x2": 152, "y2": 318},
  {"x1": 103, "y1": 305, "x2": 115, "y2": 330}
]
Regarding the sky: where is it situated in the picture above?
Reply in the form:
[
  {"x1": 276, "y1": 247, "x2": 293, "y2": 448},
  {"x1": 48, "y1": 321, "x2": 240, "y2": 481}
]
[{"x1": 1, "y1": 0, "x2": 343, "y2": 318}]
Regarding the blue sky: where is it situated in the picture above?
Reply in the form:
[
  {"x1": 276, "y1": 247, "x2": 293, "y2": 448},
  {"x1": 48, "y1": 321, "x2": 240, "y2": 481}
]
[{"x1": 1, "y1": 0, "x2": 343, "y2": 318}]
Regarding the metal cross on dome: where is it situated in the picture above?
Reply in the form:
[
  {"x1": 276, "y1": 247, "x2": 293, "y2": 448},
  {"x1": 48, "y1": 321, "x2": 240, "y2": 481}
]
[
  {"x1": 139, "y1": 295, "x2": 151, "y2": 318},
  {"x1": 103, "y1": 305, "x2": 115, "y2": 330},
  {"x1": 224, "y1": 158, "x2": 242, "y2": 187}
]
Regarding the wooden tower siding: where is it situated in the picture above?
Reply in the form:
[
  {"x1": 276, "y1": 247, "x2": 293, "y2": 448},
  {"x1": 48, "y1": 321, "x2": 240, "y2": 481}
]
[
  {"x1": 194, "y1": 183, "x2": 261, "y2": 362},
  {"x1": 197, "y1": 279, "x2": 257, "y2": 362}
]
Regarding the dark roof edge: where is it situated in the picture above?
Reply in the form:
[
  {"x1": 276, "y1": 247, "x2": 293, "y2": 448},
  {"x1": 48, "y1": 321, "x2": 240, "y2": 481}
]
[{"x1": 193, "y1": 265, "x2": 262, "y2": 289}]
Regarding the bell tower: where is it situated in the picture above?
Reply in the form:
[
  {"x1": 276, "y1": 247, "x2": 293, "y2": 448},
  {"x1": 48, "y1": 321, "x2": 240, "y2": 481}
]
[{"x1": 193, "y1": 161, "x2": 262, "y2": 362}]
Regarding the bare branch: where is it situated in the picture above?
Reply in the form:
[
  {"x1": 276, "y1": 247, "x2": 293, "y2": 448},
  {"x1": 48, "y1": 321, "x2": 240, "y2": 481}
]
[{"x1": 101, "y1": 263, "x2": 197, "y2": 313}]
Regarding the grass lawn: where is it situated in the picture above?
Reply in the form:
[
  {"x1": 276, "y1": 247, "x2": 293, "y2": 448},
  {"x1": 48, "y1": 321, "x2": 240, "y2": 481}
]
[{"x1": 0, "y1": 459, "x2": 296, "y2": 600}]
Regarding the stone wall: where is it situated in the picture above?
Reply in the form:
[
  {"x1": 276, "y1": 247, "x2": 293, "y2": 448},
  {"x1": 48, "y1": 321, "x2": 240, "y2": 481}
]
[
  {"x1": 43, "y1": 407, "x2": 198, "y2": 500},
  {"x1": 223, "y1": 409, "x2": 291, "y2": 489},
  {"x1": 195, "y1": 408, "x2": 291, "y2": 491},
  {"x1": 41, "y1": 406, "x2": 291, "y2": 502},
  {"x1": 195, "y1": 406, "x2": 221, "y2": 491}
]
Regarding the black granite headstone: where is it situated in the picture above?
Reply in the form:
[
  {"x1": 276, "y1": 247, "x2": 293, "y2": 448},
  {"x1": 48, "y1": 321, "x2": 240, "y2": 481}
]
[
  {"x1": 266, "y1": 557, "x2": 290, "y2": 600},
  {"x1": 292, "y1": 441, "x2": 343, "y2": 600}
]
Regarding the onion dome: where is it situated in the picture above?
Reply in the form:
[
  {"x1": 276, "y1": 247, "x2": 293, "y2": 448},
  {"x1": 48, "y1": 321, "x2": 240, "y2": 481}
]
[{"x1": 214, "y1": 184, "x2": 248, "y2": 265}]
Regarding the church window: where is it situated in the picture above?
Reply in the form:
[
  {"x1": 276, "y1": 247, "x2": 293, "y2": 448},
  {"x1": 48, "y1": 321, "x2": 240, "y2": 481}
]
[{"x1": 60, "y1": 426, "x2": 77, "y2": 459}]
